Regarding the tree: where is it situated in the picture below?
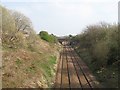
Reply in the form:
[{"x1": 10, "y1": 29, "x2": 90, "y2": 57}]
[
  {"x1": 71, "y1": 23, "x2": 119, "y2": 67},
  {"x1": 2, "y1": 6, "x2": 16, "y2": 44},
  {"x1": 2, "y1": 6, "x2": 36, "y2": 48},
  {"x1": 11, "y1": 10, "x2": 33, "y2": 33}
]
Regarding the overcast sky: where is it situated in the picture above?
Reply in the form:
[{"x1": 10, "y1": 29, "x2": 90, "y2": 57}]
[{"x1": 1, "y1": 0, "x2": 119, "y2": 36}]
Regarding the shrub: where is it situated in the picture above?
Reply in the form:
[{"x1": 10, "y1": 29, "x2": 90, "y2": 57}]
[
  {"x1": 92, "y1": 41, "x2": 109, "y2": 67},
  {"x1": 2, "y1": 6, "x2": 16, "y2": 45},
  {"x1": 2, "y1": 6, "x2": 36, "y2": 49},
  {"x1": 39, "y1": 31, "x2": 58, "y2": 43},
  {"x1": 71, "y1": 22, "x2": 119, "y2": 68},
  {"x1": 106, "y1": 26, "x2": 119, "y2": 65}
]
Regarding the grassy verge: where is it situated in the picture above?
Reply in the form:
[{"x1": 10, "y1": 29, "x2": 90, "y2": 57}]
[
  {"x1": 33, "y1": 56, "x2": 57, "y2": 87},
  {"x1": 75, "y1": 48, "x2": 118, "y2": 88},
  {"x1": 2, "y1": 47, "x2": 59, "y2": 88}
]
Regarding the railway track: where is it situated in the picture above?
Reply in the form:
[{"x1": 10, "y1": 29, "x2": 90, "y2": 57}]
[{"x1": 54, "y1": 43, "x2": 100, "y2": 89}]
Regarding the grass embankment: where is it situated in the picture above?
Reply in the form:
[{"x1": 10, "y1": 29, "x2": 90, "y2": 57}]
[
  {"x1": 2, "y1": 5, "x2": 61, "y2": 88},
  {"x1": 3, "y1": 43, "x2": 60, "y2": 88},
  {"x1": 75, "y1": 48, "x2": 118, "y2": 88}
]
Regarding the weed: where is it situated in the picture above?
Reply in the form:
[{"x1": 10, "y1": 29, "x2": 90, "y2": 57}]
[
  {"x1": 26, "y1": 64, "x2": 36, "y2": 73},
  {"x1": 15, "y1": 58, "x2": 22, "y2": 66}
]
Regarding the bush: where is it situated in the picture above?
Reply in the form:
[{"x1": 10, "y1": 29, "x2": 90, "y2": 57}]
[
  {"x1": 92, "y1": 41, "x2": 109, "y2": 67},
  {"x1": 2, "y1": 6, "x2": 36, "y2": 49},
  {"x1": 39, "y1": 31, "x2": 58, "y2": 43},
  {"x1": 106, "y1": 26, "x2": 119, "y2": 65},
  {"x1": 71, "y1": 22, "x2": 119, "y2": 68},
  {"x1": 2, "y1": 6, "x2": 16, "y2": 45}
]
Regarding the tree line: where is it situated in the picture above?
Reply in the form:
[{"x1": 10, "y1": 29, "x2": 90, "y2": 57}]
[{"x1": 70, "y1": 22, "x2": 119, "y2": 69}]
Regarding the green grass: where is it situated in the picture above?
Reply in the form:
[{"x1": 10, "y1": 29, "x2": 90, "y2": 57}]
[
  {"x1": 39, "y1": 56, "x2": 56, "y2": 87},
  {"x1": 48, "y1": 56, "x2": 56, "y2": 66},
  {"x1": 15, "y1": 58, "x2": 22, "y2": 66},
  {"x1": 31, "y1": 55, "x2": 57, "y2": 87}
]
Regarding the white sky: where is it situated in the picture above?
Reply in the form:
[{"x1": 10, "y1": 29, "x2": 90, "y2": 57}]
[{"x1": 1, "y1": 0, "x2": 119, "y2": 36}]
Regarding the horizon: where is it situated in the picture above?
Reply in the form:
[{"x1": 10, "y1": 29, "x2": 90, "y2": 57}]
[{"x1": 1, "y1": 0, "x2": 118, "y2": 36}]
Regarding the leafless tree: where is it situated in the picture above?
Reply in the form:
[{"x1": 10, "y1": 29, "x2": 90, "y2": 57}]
[{"x1": 11, "y1": 10, "x2": 33, "y2": 33}]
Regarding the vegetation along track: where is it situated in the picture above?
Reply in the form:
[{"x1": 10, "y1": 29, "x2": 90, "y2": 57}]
[{"x1": 54, "y1": 41, "x2": 100, "y2": 89}]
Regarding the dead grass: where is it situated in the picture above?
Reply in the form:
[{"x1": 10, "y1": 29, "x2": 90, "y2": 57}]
[{"x1": 2, "y1": 40, "x2": 60, "y2": 88}]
